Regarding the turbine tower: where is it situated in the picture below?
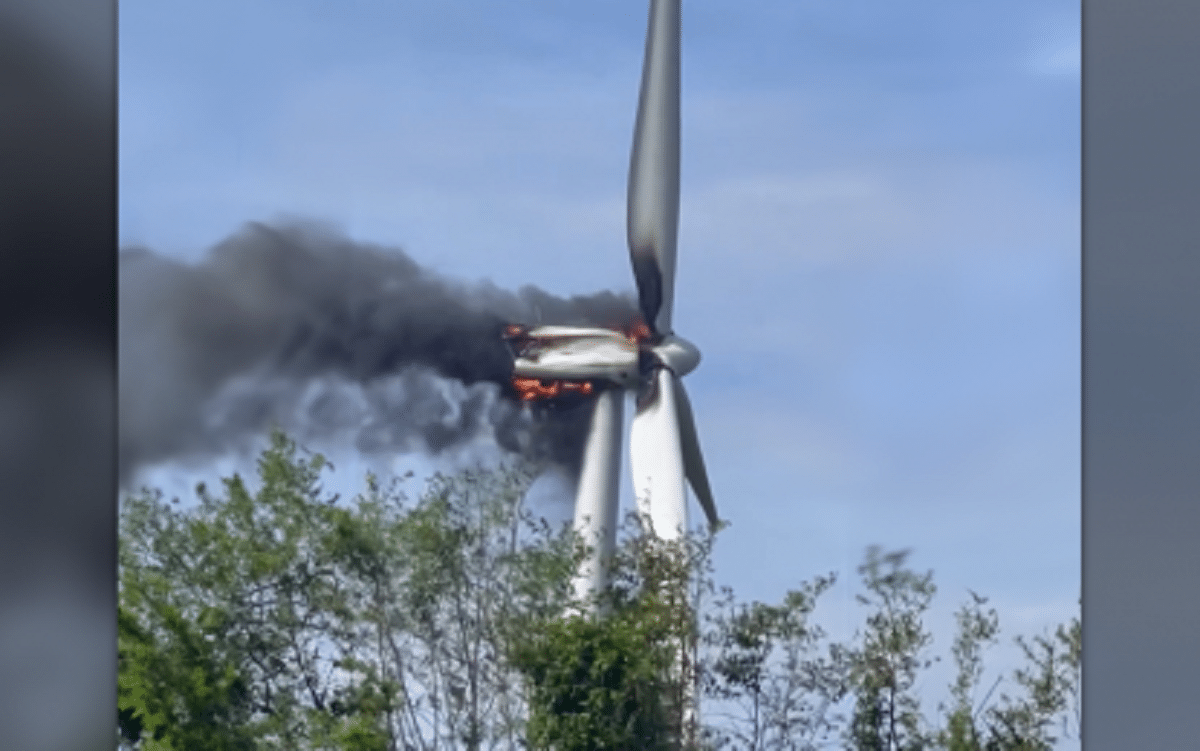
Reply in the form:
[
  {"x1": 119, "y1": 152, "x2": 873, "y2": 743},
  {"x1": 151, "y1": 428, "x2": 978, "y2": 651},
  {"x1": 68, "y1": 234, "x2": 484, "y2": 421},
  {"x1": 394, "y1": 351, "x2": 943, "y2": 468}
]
[{"x1": 505, "y1": 0, "x2": 718, "y2": 603}]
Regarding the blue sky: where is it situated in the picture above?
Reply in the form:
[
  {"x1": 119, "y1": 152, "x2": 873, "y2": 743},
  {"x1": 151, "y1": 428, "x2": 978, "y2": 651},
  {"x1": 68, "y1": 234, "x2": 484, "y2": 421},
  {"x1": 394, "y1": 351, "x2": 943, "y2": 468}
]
[{"x1": 120, "y1": 0, "x2": 1080, "y2": 728}]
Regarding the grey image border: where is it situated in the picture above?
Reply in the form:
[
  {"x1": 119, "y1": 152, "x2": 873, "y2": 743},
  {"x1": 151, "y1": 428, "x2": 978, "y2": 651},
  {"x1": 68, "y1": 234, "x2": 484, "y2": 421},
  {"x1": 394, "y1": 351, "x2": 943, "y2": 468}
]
[
  {"x1": 0, "y1": 0, "x2": 118, "y2": 749},
  {"x1": 1082, "y1": 0, "x2": 1200, "y2": 747}
]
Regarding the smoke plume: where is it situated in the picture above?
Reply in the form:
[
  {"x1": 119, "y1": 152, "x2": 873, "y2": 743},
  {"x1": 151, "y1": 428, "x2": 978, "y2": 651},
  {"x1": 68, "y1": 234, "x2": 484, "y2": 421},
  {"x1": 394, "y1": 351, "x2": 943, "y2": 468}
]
[{"x1": 119, "y1": 221, "x2": 638, "y2": 487}]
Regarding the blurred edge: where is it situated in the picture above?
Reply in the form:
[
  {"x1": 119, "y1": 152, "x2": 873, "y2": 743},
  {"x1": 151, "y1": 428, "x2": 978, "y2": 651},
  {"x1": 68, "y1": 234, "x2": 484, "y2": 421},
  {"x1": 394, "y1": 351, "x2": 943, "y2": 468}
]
[
  {"x1": 0, "y1": 1, "x2": 117, "y2": 750},
  {"x1": 1082, "y1": 0, "x2": 1200, "y2": 747}
]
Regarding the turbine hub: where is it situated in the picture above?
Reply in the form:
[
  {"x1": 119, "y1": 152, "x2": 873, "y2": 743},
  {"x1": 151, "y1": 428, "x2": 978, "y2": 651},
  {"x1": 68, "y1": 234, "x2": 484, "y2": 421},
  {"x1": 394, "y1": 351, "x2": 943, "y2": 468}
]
[{"x1": 648, "y1": 333, "x2": 700, "y2": 377}]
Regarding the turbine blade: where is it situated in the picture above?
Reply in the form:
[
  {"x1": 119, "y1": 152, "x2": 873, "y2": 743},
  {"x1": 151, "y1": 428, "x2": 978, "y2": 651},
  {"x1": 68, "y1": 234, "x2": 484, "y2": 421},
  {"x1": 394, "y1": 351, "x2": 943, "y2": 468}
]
[
  {"x1": 627, "y1": 0, "x2": 681, "y2": 336},
  {"x1": 671, "y1": 378, "x2": 719, "y2": 530},
  {"x1": 630, "y1": 367, "x2": 688, "y2": 540},
  {"x1": 572, "y1": 388, "x2": 624, "y2": 605}
]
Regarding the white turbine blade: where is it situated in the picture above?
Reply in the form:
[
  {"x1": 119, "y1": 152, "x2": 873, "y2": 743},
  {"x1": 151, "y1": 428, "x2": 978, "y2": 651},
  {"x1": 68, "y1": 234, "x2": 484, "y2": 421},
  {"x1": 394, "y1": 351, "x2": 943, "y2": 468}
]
[
  {"x1": 627, "y1": 0, "x2": 681, "y2": 336},
  {"x1": 572, "y1": 388, "x2": 624, "y2": 605},
  {"x1": 671, "y1": 378, "x2": 719, "y2": 530},
  {"x1": 630, "y1": 367, "x2": 688, "y2": 540}
]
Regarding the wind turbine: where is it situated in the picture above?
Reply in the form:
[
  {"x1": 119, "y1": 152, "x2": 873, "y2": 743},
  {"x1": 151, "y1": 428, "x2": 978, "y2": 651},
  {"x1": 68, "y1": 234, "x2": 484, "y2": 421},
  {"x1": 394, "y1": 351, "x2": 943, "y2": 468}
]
[{"x1": 504, "y1": 0, "x2": 718, "y2": 603}]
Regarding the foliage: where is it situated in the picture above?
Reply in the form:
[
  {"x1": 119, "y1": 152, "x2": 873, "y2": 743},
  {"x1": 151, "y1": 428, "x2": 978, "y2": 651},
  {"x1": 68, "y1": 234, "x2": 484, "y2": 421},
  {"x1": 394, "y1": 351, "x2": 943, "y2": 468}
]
[
  {"x1": 119, "y1": 433, "x2": 1081, "y2": 751},
  {"x1": 973, "y1": 616, "x2": 1081, "y2": 751},
  {"x1": 330, "y1": 464, "x2": 577, "y2": 750},
  {"x1": 934, "y1": 591, "x2": 1000, "y2": 751},
  {"x1": 510, "y1": 609, "x2": 675, "y2": 751},
  {"x1": 509, "y1": 514, "x2": 710, "y2": 751},
  {"x1": 119, "y1": 433, "x2": 385, "y2": 749},
  {"x1": 117, "y1": 599, "x2": 255, "y2": 751},
  {"x1": 701, "y1": 575, "x2": 849, "y2": 751},
  {"x1": 119, "y1": 431, "x2": 575, "y2": 751},
  {"x1": 845, "y1": 547, "x2": 937, "y2": 751}
]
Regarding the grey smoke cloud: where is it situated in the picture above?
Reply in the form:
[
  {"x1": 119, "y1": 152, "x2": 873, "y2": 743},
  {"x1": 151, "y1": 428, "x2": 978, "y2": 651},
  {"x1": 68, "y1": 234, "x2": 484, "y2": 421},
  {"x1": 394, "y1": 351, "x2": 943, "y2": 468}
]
[{"x1": 119, "y1": 221, "x2": 638, "y2": 486}]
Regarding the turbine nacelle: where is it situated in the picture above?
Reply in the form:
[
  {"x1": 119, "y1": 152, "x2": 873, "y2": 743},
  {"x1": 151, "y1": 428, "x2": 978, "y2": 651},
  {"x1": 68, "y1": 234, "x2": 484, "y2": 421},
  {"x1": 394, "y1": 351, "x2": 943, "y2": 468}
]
[
  {"x1": 505, "y1": 324, "x2": 639, "y2": 388},
  {"x1": 504, "y1": 324, "x2": 701, "y2": 388}
]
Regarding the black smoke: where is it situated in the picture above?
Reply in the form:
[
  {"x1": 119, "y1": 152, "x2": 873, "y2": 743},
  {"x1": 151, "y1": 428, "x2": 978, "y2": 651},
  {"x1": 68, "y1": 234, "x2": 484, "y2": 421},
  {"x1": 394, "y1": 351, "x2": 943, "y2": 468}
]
[{"x1": 120, "y1": 220, "x2": 639, "y2": 487}]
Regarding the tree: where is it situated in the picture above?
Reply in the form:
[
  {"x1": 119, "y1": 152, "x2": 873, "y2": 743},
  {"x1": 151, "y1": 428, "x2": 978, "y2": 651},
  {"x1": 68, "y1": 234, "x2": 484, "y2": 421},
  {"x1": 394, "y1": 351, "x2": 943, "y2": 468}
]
[
  {"x1": 699, "y1": 548, "x2": 1081, "y2": 751},
  {"x1": 509, "y1": 514, "x2": 705, "y2": 751},
  {"x1": 933, "y1": 591, "x2": 1001, "y2": 751},
  {"x1": 119, "y1": 431, "x2": 577, "y2": 751},
  {"x1": 117, "y1": 597, "x2": 255, "y2": 751},
  {"x1": 119, "y1": 432, "x2": 383, "y2": 749},
  {"x1": 845, "y1": 547, "x2": 937, "y2": 751},
  {"x1": 974, "y1": 615, "x2": 1081, "y2": 751},
  {"x1": 120, "y1": 433, "x2": 1081, "y2": 751},
  {"x1": 510, "y1": 608, "x2": 675, "y2": 751},
  {"x1": 701, "y1": 575, "x2": 849, "y2": 751},
  {"x1": 332, "y1": 465, "x2": 578, "y2": 750}
]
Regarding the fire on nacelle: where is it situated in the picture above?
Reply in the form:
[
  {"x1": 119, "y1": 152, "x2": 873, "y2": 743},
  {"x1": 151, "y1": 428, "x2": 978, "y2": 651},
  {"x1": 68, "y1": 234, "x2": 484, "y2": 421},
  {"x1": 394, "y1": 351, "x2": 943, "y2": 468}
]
[
  {"x1": 504, "y1": 325, "x2": 640, "y2": 391},
  {"x1": 503, "y1": 323, "x2": 702, "y2": 403}
]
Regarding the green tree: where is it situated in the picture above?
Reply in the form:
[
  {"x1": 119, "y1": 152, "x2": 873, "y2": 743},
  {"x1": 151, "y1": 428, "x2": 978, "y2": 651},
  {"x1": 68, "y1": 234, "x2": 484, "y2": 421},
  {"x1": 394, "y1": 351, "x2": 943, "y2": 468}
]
[
  {"x1": 119, "y1": 431, "x2": 577, "y2": 751},
  {"x1": 119, "y1": 432, "x2": 383, "y2": 749},
  {"x1": 509, "y1": 515, "x2": 705, "y2": 751},
  {"x1": 974, "y1": 616, "x2": 1081, "y2": 751},
  {"x1": 511, "y1": 609, "x2": 675, "y2": 751},
  {"x1": 331, "y1": 465, "x2": 578, "y2": 750},
  {"x1": 845, "y1": 547, "x2": 937, "y2": 751},
  {"x1": 701, "y1": 575, "x2": 849, "y2": 751},
  {"x1": 119, "y1": 432, "x2": 1082, "y2": 751},
  {"x1": 117, "y1": 597, "x2": 255, "y2": 750},
  {"x1": 933, "y1": 591, "x2": 1001, "y2": 751}
]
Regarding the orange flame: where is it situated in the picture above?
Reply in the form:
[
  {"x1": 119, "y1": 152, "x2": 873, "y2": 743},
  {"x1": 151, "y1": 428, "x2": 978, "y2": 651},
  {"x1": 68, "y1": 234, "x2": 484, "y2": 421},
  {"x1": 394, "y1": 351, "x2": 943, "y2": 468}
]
[
  {"x1": 512, "y1": 377, "x2": 595, "y2": 402},
  {"x1": 503, "y1": 316, "x2": 648, "y2": 402},
  {"x1": 626, "y1": 320, "x2": 652, "y2": 342}
]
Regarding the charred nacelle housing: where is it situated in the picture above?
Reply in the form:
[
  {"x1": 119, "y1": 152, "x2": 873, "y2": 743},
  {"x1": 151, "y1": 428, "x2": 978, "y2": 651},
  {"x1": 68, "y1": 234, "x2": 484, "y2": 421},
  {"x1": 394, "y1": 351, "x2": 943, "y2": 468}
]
[{"x1": 504, "y1": 325, "x2": 640, "y2": 388}]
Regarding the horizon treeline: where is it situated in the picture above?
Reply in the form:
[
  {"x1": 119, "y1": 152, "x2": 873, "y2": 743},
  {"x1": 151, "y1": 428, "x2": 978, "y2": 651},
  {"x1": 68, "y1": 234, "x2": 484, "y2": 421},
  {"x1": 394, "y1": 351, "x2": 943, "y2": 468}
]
[{"x1": 118, "y1": 432, "x2": 1079, "y2": 751}]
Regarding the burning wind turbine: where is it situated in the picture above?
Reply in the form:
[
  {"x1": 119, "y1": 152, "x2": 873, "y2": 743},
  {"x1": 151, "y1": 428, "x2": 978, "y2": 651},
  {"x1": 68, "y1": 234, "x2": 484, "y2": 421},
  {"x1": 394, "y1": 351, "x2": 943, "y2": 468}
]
[{"x1": 503, "y1": 0, "x2": 719, "y2": 602}]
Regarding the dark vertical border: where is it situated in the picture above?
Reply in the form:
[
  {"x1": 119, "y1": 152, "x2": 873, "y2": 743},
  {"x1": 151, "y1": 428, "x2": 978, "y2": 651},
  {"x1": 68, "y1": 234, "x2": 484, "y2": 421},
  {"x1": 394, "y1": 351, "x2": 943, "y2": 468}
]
[
  {"x1": 1083, "y1": 0, "x2": 1200, "y2": 747},
  {"x1": 0, "y1": 1, "x2": 117, "y2": 748}
]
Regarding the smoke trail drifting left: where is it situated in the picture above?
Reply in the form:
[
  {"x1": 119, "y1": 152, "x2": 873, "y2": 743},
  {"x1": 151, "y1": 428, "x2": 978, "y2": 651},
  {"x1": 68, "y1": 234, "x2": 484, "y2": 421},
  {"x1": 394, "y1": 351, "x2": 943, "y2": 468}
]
[{"x1": 120, "y1": 220, "x2": 639, "y2": 488}]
